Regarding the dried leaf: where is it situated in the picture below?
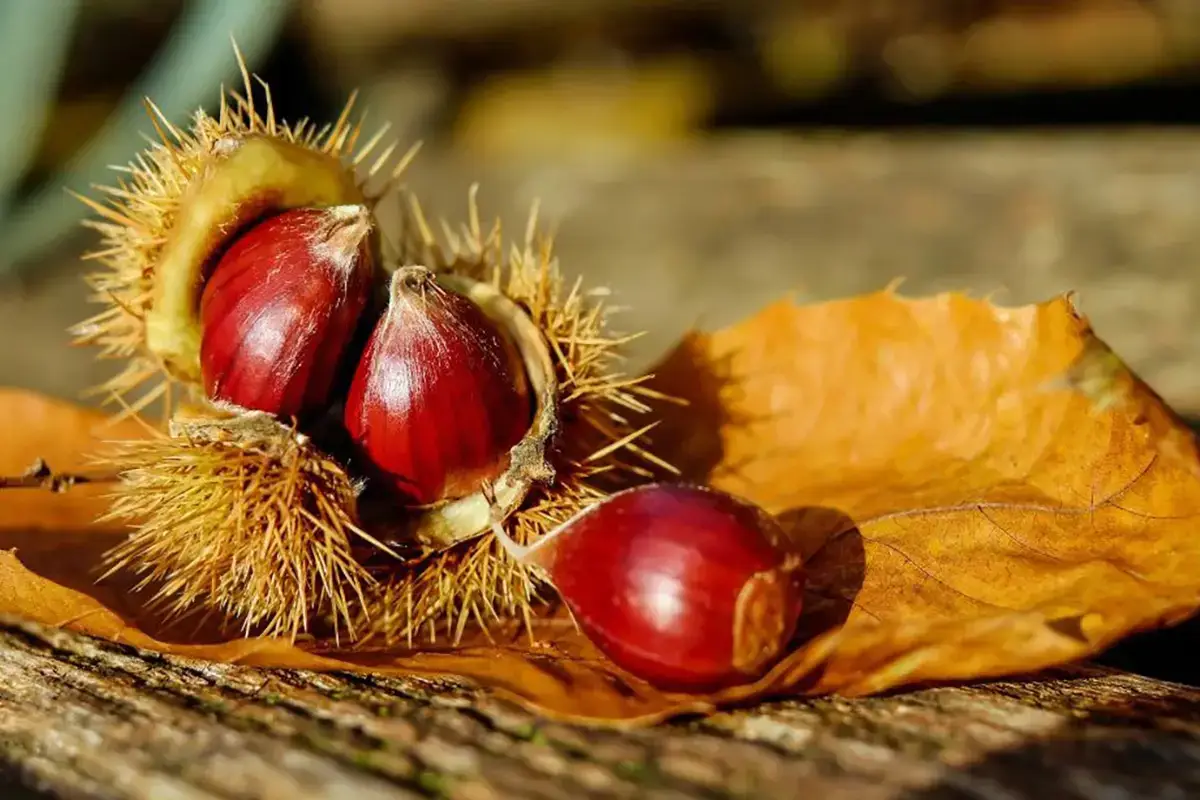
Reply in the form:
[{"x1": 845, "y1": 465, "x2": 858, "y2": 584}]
[
  {"x1": 647, "y1": 290, "x2": 1200, "y2": 696},
  {"x1": 0, "y1": 391, "x2": 143, "y2": 532},
  {"x1": 3, "y1": 290, "x2": 1200, "y2": 727}
]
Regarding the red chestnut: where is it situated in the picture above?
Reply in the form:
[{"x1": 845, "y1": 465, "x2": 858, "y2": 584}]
[
  {"x1": 344, "y1": 266, "x2": 532, "y2": 506},
  {"x1": 492, "y1": 483, "x2": 806, "y2": 692},
  {"x1": 199, "y1": 205, "x2": 375, "y2": 419}
]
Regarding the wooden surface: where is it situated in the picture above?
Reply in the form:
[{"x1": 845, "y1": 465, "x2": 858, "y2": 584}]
[
  {"x1": 7, "y1": 132, "x2": 1200, "y2": 410},
  {"x1": 1, "y1": 615, "x2": 1199, "y2": 800},
  {"x1": 5, "y1": 131, "x2": 1200, "y2": 797}
]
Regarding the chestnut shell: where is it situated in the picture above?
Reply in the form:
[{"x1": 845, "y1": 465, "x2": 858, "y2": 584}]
[
  {"x1": 536, "y1": 483, "x2": 806, "y2": 692},
  {"x1": 199, "y1": 206, "x2": 374, "y2": 419},
  {"x1": 344, "y1": 267, "x2": 533, "y2": 506}
]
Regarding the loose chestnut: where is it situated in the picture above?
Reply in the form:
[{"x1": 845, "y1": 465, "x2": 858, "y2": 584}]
[
  {"x1": 198, "y1": 205, "x2": 375, "y2": 419},
  {"x1": 344, "y1": 266, "x2": 533, "y2": 506},
  {"x1": 491, "y1": 483, "x2": 806, "y2": 692}
]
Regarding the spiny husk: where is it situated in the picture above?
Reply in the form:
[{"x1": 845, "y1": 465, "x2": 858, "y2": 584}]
[
  {"x1": 358, "y1": 190, "x2": 680, "y2": 645},
  {"x1": 98, "y1": 410, "x2": 376, "y2": 640},
  {"x1": 71, "y1": 45, "x2": 416, "y2": 422}
]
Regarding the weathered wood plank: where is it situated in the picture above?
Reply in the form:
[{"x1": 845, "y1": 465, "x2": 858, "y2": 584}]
[
  {"x1": 10, "y1": 133, "x2": 1200, "y2": 409},
  {"x1": 393, "y1": 132, "x2": 1200, "y2": 409},
  {"x1": 2, "y1": 615, "x2": 1199, "y2": 799}
]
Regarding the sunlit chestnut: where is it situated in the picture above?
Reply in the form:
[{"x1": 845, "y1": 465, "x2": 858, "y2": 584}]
[
  {"x1": 492, "y1": 482, "x2": 806, "y2": 691},
  {"x1": 199, "y1": 205, "x2": 375, "y2": 419},
  {"x1": 343, "y1": 266, "x2": 532, "y2": 506}
]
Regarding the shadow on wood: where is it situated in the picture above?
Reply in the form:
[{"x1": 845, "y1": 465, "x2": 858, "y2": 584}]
[{"x1": 906, "y1": 688, "x2": 1200, "y2": 798}]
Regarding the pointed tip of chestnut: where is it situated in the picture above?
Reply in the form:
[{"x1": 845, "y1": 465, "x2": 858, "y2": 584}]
[
  {"x1": 312, "y1": 204, "x2": 374, "y2": 269},
  {"x1": 390, "y1": 264, "x2": 435, "y2": 291},
  {"x1": 380, "y1": 266, "x2": 451, "y2": 327},
  {"x1": 199, "y1": 206, "x2": 376, "y2": 419},
  {"x1": 497, "y1": 483, "x2": 806, "y2": 692},
  {"x1": 344, "y1": 266, "x2": 534, "y2": 507}
]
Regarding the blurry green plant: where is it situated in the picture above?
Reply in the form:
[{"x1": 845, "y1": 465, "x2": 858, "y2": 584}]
[{"x1": 0, "y1": 0, "x2": 292, "y2": 278}]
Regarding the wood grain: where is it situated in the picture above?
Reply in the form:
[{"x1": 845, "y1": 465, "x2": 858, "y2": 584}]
[
  {"x1": 2, "y1": 615, "x2": 1199, "y2": 799},
  {"x1": 12, "y1": 133, "x2": 1200, "y2": 411}
]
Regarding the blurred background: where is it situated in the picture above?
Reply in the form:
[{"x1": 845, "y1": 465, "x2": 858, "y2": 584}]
[{"x1": 2, "y1": 0, "x2": 1200, "y2": 410}]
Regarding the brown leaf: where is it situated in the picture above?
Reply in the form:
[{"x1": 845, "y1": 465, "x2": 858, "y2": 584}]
[
  {"x1": 2, "y1": 290, "x2": 1199, "y2": 727},
  {"x1": 648, "y1": 290, "x2": 1200, "y2": 695}
]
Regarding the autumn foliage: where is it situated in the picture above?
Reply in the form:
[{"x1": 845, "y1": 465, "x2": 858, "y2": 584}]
[{"x1": 3, "y1": 289, "x2": 1197, "y2": 726}]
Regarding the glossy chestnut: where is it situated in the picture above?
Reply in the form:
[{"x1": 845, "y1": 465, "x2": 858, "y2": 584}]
[
  {"x1": 199, "y1": 205, "x2": 375, "y2": 419},
  {"x1": 343, "y1": 266, "x2": 533, "y2": 506},
  {"x1": 492, "y1": 482, "x2": 806, "y2": 691}
]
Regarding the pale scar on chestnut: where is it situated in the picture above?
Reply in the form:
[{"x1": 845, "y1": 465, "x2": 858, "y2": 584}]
[{"x1": 732, "y1": 556, "x2": 806, "y2": 676}]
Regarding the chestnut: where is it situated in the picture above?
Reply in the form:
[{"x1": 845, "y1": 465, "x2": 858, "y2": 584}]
[
  {"x1": 344, "y1": 266, "x2": 533, "y2": 506},
  {"x1": 491, "y1": 483, "x2": 806, "y2": 691},
  {"x1": 198, "y1": 205, "x2": 375, "y2": 419}
]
